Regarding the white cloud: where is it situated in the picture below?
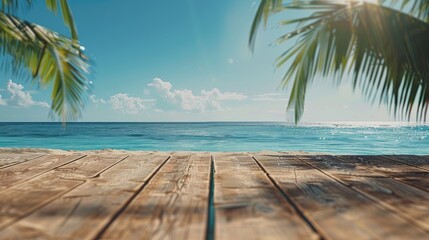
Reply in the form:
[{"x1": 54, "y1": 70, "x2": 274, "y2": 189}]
[
  {"x1": 253, "y1": 93, "x2": 288, "y2": 101},
  {"x1": 228, "y1": 58, "x2": 234, "y2": 64},
  {"x1": 0, "y1": 94, "x2": 6, "y2": 106},
  {"x1": 256, "y1": 93, "x2": 282, "y2": 98},
  {"x1": 148, "y1": 78, "x2": 247, "y2": 112},
  {"x1": 109, "y1": 93, "x2": 154, "y2": 114},
  {"x1": 89, "y1": 95, "x2": 107, "y2": 104},
  {"x1": 6, "y1": 80, "x2": 49, "y2": 108}
]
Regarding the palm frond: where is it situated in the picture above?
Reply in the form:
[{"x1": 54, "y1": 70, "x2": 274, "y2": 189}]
[
  {"x1": 381, "y1": 0, "x2": 429, "y2": 22},
  {"x1": 251, "y1": 0, "x2": 429, "y2": 123},
  {"x1": 45, "y1": 0, "x2": 78, "y2": 41},
  {"x1": 0, "y1": 11, "x2": 91, "y2": 122},
  {"x1": 1, "y1": 0, "x2": 32, "y2": 13},
  {"x1": 1, "y1": 0, "x2": 78, "y2": 41},
  {"x1": 249, "y1": 0, "x2": 283, "y2": 50}
]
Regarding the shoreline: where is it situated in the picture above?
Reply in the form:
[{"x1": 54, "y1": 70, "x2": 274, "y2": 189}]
[
  {"x1": 1, "y1": 147, "x2": 423, "y2": 156},
  {"x1": 1, "y1": 121, "x2": 428, "y2": 127},
  {"x1": 0, "y1": 147, "x2": 326, "y2": 155}
]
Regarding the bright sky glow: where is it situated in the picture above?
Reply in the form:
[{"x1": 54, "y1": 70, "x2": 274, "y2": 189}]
[
  {"x1": 343, "y1": 0, "x2": 378, "y2": 3},
  {"x1": 0, "y1": 0, "x2": 395, "y2": 122}
]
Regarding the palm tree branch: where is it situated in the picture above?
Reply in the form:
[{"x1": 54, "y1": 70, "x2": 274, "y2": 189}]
[
  {"x1": 381, "y1": 0, "x2": 429, "y2": 23},
  {"x1": 0, "y1": 11, "x2": 91, "y2": 122},
  {"x1": 1, "y1": 0, "x2": 78, "y2": 41},
  {"x1": 249, "y1": 0, "x2": 283, "y2": 51},
  {"x1": 262, "y1": 1, "x2": 429, "y2": 122}
]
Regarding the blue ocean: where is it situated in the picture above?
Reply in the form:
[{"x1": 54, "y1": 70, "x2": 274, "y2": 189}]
[{"x1": 0, "y1": 122, "x2": 427, "y2": 155}]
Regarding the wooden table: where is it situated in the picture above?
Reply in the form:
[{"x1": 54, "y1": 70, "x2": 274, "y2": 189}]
[{"x1": 0, "y1": 149, "x2": 428, "y2": 239}]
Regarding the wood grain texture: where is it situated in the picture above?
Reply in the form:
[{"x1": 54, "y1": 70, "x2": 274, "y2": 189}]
[
  {"x1": 336, "y1": 155, "x2": 429, "y2": 192},
  {"x1": 382, "y1": 155, "x2": 429, "y2": 171},
  {"x1": 0, "y1": 152, "x2": 169, "y2": 240},
  {"x1": 0, "y1": 154, "x2": 84, "y2": 190},
  {"x1": 0, "y1": 153, "x2": 44, "y2": 169},
  {"x1": 52, "y1": 154, "x2": 128, "y2": 180},
  {"x1": 100, "y1": 153, "x2": 211, "y2": 240},
  {"x1": 214, "y1": 153, "x2": 318, "y2": 240},
  {"x1": 254, "y1": 154, "x2": 429, "y2": 240},
  {"x1": 0, "y1": 174, "x2": 83, "y2": 229},
  {"x1": 297, "y1": 154, "x2": 429, "y2": 232},
  {"x1": 0, "y1": 154, "x2": 127, "y2": 232},
  {"x1": 0, "y1": 150, "x2": 428, "y2": 240}
]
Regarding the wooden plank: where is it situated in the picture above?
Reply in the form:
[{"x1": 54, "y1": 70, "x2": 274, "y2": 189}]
[
  {"x1": 0, "y1": 154, "x2": 127, "y2": 231},
  {"x1": 53, "y1": 153, "x2": 128, "y2": 180},
  {"x1": 337, "y1": 155, "x2": 429, "y2": 192},
  {"x1": 214, "y1": 153, "x2": 318, "y2": 240},
  {"x1": 0, "y1": 154, "x2": 84, "y2": 190},
  {"x1": 297, "y1": 154, "x2": 429, "y2": 231},
  {"x1": 0, "y1": 174, "x2": 83, "y2": 229},
  {"x1": 382, "y1": 155, "x2": 429, "y2": 171},
  {"x1": 0, "y1": 152, "x2": 169, "y2": 240},
  {"x1": 0, "y1": 153, "x2": 44, "y2": 169},
  {"x1": 100, "y1": 153, "x2": 211, "y2": 240},
  {"x1": 254, "y1": 154, "x2": 429, "y2": 240}
]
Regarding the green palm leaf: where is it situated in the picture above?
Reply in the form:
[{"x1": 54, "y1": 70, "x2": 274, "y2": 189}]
[
  {"x1": 1, "y1": 0, "x2": 78, "y2": 41},
  {"x1": 249, "y1": 0, "x2": 283, "y2": 50},
  {"x1": 0, "y1": 12, "x2": 91, "y2": 122},
  {"x1": 250, "y1": 0, "x2": 429, "y2": 123},
  {"x1": 45, "y1": 0, "x2": 78, "y2": 41}
]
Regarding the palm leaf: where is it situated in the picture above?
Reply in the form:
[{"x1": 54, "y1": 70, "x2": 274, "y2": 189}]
[
  {"x1": 46, "y1": 0, "x2": 78, "y2": 41},
  {"x1": 1, "y1": 0, "x2": 78, "y2": 41},
  {"x1": 249, "y1": 0, "x2": 283, "y2": 50},
  {"x1": 1, "y1": 0, "x2": 32, "y2": 12},
  {"x1": 0, "y1": 12, "x2": 91, "y2": 122},
  {"x1": 251, "y1": 0, "x2": 429, "y2": 123},
  {"x1": 380, "y1": 0, "x2": 429, "y2": 22}
]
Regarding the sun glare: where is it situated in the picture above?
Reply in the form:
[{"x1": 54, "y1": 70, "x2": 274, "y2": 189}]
[
  {"x1": 355, "y1": 0, "x2": 378, "y2": 3},
  {"x1": 342, "y1": 0, "x2": 378, "y2": 3}
]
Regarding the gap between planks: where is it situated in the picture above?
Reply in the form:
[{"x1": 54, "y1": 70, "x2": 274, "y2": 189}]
[
  {"x1": 0, "y1": 153, "x2": 47, "y2": 169},
  {"x1": 381, "y1": 155, "x2": 429, "y2": 172},
  {"x1": 251, "y1": 155, "x2": 325, "y2": 240},
  {"x1": 213, "y1": 153, "x2": 319, "y2": 240},
  {"x1": 296, "y1": 155, "x2": 429, "y2": 233},
  {"x1": 1, "y1": 152, "x2": 429, "y2": 240},
  {"x1": 253, "y1": 154, "x2": 429, "y2": 239},
  {"x1": 335, "y1": 155, "x2": 429, "y2": 193},
  {"x1": 0, "y1": 154, "x2": 130, "y2": 231},
  {"x1": 99, "y1": 153, "x2": 212, "y2": 240},
  {"x1": 205, "y1": 155, "x2": 215, "y2": 240},
  {"x1": 0, "y1": 155, "x2": 87, "y2": 191},
  {"x1": 93, "y1": 155, "x2": 171, "y2": 239}
]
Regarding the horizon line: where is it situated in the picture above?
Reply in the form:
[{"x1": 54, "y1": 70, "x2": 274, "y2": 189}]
[{"x1": 0, "y1": 121, "x2": 427, "y2": 125}]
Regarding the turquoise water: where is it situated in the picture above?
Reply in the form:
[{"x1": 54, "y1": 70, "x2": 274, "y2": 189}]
[{"x1": 0, "y1": 122, "x2": 428, "y2": 154}]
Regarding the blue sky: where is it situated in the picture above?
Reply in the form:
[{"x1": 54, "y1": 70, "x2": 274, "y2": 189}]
[{"x1": 0, "y1": 0, "x2": 393, "y2": 122}]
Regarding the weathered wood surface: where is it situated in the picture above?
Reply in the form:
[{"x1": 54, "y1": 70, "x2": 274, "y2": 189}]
[
  {"x1": 297, "y1": 155, "x2": 429, "y2": 232},
  {"x1": 254, "y1": 154, "x2": 429, "y2": 239},
  {"x1": 1, "y1": 152, "x2": 169, "y2": 239},
  {"x1": 0, "y1": 150, "x2": 428, "y2": 240},
  {"x1": 336, "y1": 155, "x2": 429, "y2": 192},
  {"x1": 101, "y1": 153, "x2": 211, "y2": 240},
  {"x1": 214, "y1": 153, "x2": 318, "y2": 240},
  {"x1": 0, "y1": 154, "x2": 85, "y2": 190},
  {"x1": 383, "y1": 155, "x2": 429, "y2": 171},
  {"x1": 0, "y1": 153, "x2": 44, "y2": 168}
]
